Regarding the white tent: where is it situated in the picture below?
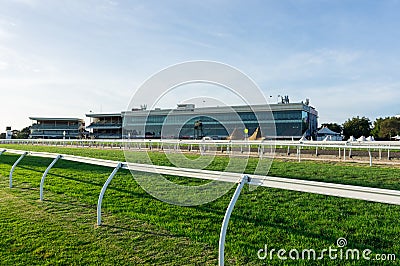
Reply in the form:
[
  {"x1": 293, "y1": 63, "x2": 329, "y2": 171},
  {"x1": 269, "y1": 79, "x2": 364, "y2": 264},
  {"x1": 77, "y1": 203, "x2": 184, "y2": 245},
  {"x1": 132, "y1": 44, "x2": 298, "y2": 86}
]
[
  {"x1": 347, "y1": 136, "x2": 356, "y2": 142},
  {"x1": 323, "y1": 135, "x2": 332, "y2": 141},
  {"x1": 299, "y1": 136, "x2": 307, "y2": 142},
  {"x1": 392, "y1": 135, "x2": 400, "y2": 141},
  {"x1": 366, "y1": 136, "x2": 375, "y2": 141},
  {"x1": 357, "y1": 136, "x2": 366, "y2": 142}
]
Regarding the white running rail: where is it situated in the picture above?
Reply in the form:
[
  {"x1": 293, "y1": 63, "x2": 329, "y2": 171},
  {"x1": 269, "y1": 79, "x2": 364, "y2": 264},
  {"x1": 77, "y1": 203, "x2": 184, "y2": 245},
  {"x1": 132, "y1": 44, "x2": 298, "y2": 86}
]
[{"x1": 2, "y1": 138, "x2": 400, "y2": 167}]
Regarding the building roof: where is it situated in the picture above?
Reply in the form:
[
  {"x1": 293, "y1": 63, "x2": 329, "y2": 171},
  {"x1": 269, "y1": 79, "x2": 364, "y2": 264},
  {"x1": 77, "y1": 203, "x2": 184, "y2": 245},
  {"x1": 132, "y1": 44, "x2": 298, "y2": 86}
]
[
  {"x1": 122, "y1": 102, "x2": 318, "y2": 117},
  {"x1": 29, "y1": 117, "x2": 84, "y2": 122},
  {"x1": 317, "y1": 127, "x2": 340, "y2": 135},
  {"x1": 86, "y1": 113, "x2": 122, "y2": 118}
]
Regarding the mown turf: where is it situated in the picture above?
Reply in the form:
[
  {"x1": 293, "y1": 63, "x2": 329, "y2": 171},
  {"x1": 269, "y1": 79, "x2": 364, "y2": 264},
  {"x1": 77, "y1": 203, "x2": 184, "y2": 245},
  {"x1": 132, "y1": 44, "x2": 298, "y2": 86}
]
[
  {"x1": 2, "y1": 144, "x2": 400, "y2": 190},
  {"x1": 0, "y1": 144, "x2": 399, "y2": 265}
]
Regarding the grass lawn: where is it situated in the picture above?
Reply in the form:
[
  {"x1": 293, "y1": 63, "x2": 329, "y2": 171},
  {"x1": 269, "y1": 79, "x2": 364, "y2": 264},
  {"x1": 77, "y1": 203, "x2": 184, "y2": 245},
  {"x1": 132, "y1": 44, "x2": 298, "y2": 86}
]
[{"x1": 0, "y1": 144, "x2": 399, "y2": 265}]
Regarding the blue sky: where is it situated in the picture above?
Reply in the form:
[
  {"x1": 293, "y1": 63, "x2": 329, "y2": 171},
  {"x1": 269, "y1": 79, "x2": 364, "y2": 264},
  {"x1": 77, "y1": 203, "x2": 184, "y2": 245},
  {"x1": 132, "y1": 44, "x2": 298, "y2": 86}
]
[{"x1": 1, "y1": 0, "x2": 399, "y2": 131}]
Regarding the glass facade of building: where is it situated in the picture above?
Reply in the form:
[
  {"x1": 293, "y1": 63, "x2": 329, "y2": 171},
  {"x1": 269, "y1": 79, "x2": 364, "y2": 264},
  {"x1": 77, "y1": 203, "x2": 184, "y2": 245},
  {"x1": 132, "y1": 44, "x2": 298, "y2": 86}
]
[
  {"x1": 30, "y1": 103, "x2": 318, "y2": 140},
  {"x1": 122, "y1": 102, "x2": 318, "y2": 140}
]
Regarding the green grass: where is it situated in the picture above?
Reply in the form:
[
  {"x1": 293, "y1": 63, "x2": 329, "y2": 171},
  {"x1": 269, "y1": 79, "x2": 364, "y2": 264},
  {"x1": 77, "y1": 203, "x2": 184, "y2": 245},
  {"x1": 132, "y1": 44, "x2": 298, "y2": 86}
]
[
  {"x1": 2, "y1": 144, "x2": 400, "y2": 191},
  {"x1": 0, "y1": 144, "x2": 399, "y2": 265}
]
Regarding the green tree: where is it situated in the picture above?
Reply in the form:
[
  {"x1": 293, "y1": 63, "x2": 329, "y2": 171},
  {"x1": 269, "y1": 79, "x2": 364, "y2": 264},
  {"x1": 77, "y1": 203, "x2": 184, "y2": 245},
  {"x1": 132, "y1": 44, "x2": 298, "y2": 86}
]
[
  {"x1": 321, "y1": 123, "x2": 342, "y2": 133},
  {"x1": 15, "y1": 126, "x2": 31, "y2": 139},
  {"x1": 342, "y1": 116, "x2": 371, "y2": 139},
  {"x1": 371, "y1": 117, "x2": 386, "y2": 139},
  {"x1": 379, "y1": 117, "x2": 400, "y2": 139}
]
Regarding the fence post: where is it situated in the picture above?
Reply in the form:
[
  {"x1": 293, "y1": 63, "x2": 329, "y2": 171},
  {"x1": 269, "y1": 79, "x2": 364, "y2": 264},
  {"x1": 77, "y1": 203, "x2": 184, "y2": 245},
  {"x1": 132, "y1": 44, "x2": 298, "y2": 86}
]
[
  {"x1": 9, "y1": 152, "x2": 28, "y2": 188},
  {"x1": 368, "y1": 148, "x2": 372, "y2": 167},
  {"x1": 40, "y1": 155, "x2": 62, "y2": 201},
  {"x1": 219, "y1": 175, "x2": 249, "y2": 266},
  {"x1": 97, "y1": 162, "x2": 122, "y2": 226},
  {"x1": 297, "y1": 146, "x2": 301, "y2": 162}
]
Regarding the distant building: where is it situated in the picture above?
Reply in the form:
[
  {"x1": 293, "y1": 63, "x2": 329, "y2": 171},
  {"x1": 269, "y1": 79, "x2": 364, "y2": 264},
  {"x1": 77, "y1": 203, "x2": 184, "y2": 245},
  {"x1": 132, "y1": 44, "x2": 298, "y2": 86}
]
[
  {"x1": 86, "y1": 113, "x2": 122, "y2": 139},
  {"x1": 31, "y1": 101, "x2": 318, "y2": 140},
  {"x1": 29, "y1": 117, "x2": 85, "y2": 139},
  {"x1": 316, "y1": 127, "x2": 342, "y2": 141},
  {"x1": 121, "y1": 102, "x2": 318, "y2": 140}
]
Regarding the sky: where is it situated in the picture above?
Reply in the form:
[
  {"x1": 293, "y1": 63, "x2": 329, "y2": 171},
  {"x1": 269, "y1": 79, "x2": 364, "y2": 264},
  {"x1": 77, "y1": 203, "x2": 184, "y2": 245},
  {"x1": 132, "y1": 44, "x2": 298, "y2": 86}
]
[{"x1": 1, "y1": 0, "x2": 399, "y2": 132}]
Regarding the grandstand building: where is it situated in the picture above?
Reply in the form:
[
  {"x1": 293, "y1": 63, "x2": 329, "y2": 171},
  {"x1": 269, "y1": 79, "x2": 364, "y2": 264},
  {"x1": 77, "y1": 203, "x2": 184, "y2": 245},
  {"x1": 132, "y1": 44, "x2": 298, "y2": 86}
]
[
  {"x1": 120, "y1": 101, "x2": 318, "y2": 140},
  {"x1": 86, "y1": 113, "x2": 122, "y2": 139},
  {"x1": 29, "y1": 117, "x2": 85, "y2": 139}
]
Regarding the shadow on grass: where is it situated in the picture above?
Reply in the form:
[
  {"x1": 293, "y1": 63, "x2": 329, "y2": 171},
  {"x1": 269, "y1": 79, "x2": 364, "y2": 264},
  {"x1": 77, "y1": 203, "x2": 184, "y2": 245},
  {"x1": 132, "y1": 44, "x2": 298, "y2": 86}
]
[
  {"x1": 101, "y1": 224, "x2": 175, "y2": 238},
  {"x1": 44, "y1": 198, "x2": 97, "y2": 209},
  {"x1": 15, "y1": 186, "x2": 38, "y2": 191},
  {"x1": 45, "y1": 172, "x2": 156, "y2": 201}
]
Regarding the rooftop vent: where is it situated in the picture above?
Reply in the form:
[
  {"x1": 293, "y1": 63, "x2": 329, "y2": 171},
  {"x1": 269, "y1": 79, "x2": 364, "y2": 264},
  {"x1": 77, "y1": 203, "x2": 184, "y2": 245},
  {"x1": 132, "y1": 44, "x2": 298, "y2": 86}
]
[
  {"x1": 131, "y1": 104, "x2": 147, "y2": 111},
  {"x1": 176, "y1": 104, "x2": 195, "y2": 111}
]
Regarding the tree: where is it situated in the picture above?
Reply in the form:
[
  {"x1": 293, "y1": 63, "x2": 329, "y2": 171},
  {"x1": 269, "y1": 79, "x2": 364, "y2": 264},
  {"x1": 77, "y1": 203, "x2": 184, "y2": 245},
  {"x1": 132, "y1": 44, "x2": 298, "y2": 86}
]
[
  {"x1": 371, "y1": 117, "x2": 400, "y2": 140},
  {"x1": 342, "y1": 116, "x2": 371, "y2": 139},
  {"x1": 321, "y1": 123, "x2": 342, "y2": 134},
  {"x1": 371, "y1": 117, "x2": 385, "y2": 139},
  {"x1": 379, "y1": 117, "x2": 400, "y2": 139},
  {"x1": 18, "y1": 126, "x2": 31, "y2": 139},
  {"x1": 13, "y1": 126, "x2": 31, "y2": 139}
]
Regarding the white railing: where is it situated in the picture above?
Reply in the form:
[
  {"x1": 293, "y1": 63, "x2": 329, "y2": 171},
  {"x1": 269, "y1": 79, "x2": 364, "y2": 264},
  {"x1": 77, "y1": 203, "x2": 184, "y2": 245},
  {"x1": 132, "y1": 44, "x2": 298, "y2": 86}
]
[
  {"x1": 1, "y1": 138, "x2": 400, "y2": 166},
  {"x1": 1, "y1": 137, "x2": 400, "y2": 145},
  {"x1": 2, "y1": 138, "x2": 400, "y2": 149},
  {"x1": 1, "y1": 148, "x2": 400, "y2": 265}
]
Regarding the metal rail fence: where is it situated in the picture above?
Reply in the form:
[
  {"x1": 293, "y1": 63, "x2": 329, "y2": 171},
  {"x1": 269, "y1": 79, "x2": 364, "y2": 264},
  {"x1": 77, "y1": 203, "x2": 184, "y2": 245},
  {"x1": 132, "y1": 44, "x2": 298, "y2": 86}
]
[
  {"x1": 1, "y1": 148, "x2": 400, "y2": 265},
  {"x1": 1, "y1": 138, "x2": 400, "y2": 166}
]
